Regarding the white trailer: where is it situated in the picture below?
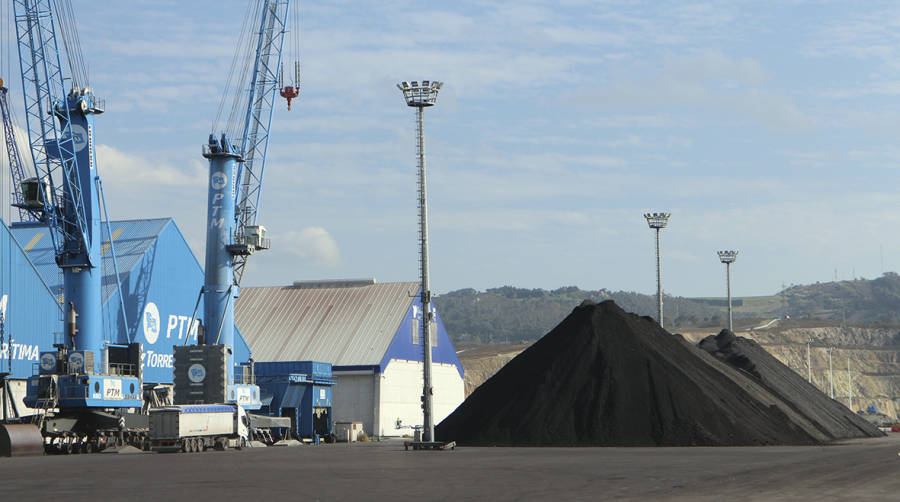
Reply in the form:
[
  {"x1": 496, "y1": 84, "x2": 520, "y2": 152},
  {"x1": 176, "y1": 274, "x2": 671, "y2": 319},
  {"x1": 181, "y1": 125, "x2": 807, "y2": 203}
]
[{"x1": 149, "y1": 404, "x2": 249, "y2": 452}]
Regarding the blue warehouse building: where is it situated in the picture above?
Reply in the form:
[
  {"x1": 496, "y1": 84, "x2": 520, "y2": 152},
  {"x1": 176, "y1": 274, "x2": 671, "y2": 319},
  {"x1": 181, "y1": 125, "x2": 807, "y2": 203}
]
[{"x1": 0, "y1": 217, "x2": 254, "y2": 414}]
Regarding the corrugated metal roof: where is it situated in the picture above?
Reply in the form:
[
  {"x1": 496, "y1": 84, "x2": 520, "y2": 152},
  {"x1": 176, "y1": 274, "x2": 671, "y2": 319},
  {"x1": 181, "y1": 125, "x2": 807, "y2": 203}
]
[
  {"x1": 235, "y1": 281, "x2": 421, "y2": 366},
  {"x1": 9, "y1": 218, "x2": 171, "y2": 304}
]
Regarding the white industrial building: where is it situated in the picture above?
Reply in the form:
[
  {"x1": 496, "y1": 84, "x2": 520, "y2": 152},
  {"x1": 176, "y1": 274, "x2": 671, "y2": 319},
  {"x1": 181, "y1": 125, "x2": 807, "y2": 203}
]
[{"x1": 234, "y1": 279, "x2": 465, "y2": 437}]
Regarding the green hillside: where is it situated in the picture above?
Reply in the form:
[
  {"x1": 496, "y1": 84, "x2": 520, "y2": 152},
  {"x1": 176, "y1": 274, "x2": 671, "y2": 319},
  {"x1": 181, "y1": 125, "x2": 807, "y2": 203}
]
[{"x1": 434, "y1": 273, "x2": 900, "y2": 345}]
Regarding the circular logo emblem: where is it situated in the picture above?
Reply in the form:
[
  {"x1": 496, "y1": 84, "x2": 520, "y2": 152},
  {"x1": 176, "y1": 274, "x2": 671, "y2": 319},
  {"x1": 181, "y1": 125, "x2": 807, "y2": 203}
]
[
  {"x1": 188, "y1": 363, "x2": 207, "y2": 383},
  {"x1": 40, "y1": 353, "x2": 56, "y2": 372},
  {"x1": 142, "y1": 302, "x2": 160, "y2": 344},
  {"x1": 211, "y1": 172, "x2": 227, "y2": 190},
  {"x1": 68, "y1": 124, "x2": 89, "y2": 153},
  {"x1": 68, "y1": 352, "x2": 85, "y2": 372}
]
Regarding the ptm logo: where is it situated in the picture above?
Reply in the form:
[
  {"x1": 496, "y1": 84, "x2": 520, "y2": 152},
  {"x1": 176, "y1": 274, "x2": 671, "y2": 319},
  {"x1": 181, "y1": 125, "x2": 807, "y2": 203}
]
[
  {"x1": 40, "y1": 353, "x2": 56, "y2": 371},
  {"x1": 188, "y1": 363, "x2": 207, "y2": 383},
  {"x1": 142, "y1": 302, "x2": 160, "y2": 344},
  {"x1": 211, "y1": 172, "x2": 227, "y2": 190},
  {"x1": 66, "y1": 124, "x2": 89, "y2": 153},
  {"x1": 68, "y1": 352, "x2": 84, "y2": 372}
]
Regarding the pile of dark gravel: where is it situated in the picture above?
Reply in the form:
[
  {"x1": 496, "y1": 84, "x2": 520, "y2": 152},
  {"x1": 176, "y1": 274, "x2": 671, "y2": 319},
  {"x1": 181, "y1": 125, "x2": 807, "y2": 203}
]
[
  {"x1": 436, "y1": 300, "x2": 881, "y2": 446},
  {"x1": 698, "y1": 329, "x2": 881, "y2": 440}
]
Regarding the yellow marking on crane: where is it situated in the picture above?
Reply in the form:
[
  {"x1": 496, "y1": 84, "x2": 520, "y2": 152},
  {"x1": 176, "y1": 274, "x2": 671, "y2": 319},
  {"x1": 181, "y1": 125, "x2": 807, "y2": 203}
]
[
  {"x1": 101, "y1": 228, "x2": 125, "y2": 256},
  {"x1": 23, "y1": 233, "x2": 44, "y2": 252}
]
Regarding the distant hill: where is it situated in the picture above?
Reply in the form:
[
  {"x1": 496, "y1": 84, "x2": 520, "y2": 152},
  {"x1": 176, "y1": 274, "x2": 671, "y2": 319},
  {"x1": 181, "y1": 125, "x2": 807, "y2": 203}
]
[
  {"x1": 434, "y1": 286, "x2": 728, "y2": 345},
  {"x1": 777, "y1": 272, "x2": 900, "y2": 324},
  {"x1": 433, "y1": 273, "x2": 900, "y2": 345}
]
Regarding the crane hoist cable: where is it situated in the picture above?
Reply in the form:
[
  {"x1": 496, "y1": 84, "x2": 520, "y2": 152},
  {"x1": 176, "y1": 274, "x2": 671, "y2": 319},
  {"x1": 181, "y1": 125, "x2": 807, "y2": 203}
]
[
  {"x1": 213, "y1": 0, "x2": 260, "y2": 136},
  {"x1": 51, "y1": 0, "x2": 89, "y2": 87}
]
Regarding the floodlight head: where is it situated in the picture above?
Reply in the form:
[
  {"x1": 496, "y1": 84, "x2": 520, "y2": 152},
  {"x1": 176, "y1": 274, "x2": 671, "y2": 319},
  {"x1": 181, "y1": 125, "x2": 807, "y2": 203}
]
[
  {"x1": 398, "y1": 79, "x2": 442, "y2": 107},
  {"x1": 644, "y1": 212, "x2": 670, "y2": 229},
  {"x1": 717, "y1": 250, "x2": 739, "y2": 264}
]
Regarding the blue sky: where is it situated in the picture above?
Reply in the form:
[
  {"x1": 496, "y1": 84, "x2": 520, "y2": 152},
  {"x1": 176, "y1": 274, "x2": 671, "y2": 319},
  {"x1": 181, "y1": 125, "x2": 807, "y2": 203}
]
[{"x1": 2, "y1": 0, "x2": 900, "y2": 298}]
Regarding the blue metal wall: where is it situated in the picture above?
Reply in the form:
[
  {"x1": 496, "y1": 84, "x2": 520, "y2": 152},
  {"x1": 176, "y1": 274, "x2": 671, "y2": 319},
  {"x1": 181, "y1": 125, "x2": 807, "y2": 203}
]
[
  {"x1": 379, "y1": 293, "x2": 464, "y2": 378},
  {"x1": 0, "y1": 219, "x2": 62, "y2": 377},
  {"x1": 101, "y1": 218, "x2": 207, "y2": 383},
  {"x1": 0, "y1": 217, "x2": 256, "y2": 384}
]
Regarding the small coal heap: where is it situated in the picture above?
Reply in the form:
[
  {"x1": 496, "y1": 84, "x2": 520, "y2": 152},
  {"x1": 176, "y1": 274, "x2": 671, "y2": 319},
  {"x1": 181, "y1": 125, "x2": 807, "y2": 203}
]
[
  {"x1": 437, "y1": 300, "x2": 881, "y2": 446},
  {"x1": 699, "y1": 328, "x2": 881, "y2": 440}
]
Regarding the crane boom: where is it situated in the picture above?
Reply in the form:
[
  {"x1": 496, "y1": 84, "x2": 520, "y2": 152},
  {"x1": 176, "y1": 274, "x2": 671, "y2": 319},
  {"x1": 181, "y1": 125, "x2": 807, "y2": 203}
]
[
  {"x1": 0, "y1": 80, "x2": 36, "y2": 222},
  {"x1": 13, "y1": 0, "x2": 93, "y2": 260},
  {"x1": 232, "y1": 0, "x2": 290, "y2": 286}
]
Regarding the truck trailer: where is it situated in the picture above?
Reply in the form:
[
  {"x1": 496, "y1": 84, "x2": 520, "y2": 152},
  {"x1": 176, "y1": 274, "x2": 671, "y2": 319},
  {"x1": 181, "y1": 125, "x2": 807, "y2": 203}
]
[{"x1": 148, "y1": 404, "x2": 248, "y2": 452}]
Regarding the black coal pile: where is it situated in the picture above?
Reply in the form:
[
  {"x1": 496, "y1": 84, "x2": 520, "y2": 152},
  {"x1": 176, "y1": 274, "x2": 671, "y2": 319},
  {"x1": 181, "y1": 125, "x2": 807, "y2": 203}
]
[
  {"x1": 437, "y1": 300, "x2": 877, "y2": 446},
  {"x1": 699, "y1": 329, "x2": 882, "y2": 440}
]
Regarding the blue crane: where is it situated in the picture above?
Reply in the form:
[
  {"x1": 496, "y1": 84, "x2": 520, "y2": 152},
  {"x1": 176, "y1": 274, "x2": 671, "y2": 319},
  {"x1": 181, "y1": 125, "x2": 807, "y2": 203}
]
[
  {"x1": 201, "y1": 0, "x2": 295, "y2": 407},
  {"x1": 0, "y1": 78, "x2": 36, "y2": 223},
  {"x1": 13, "y1": 0, "x2": 102, "y2": 358},
  {"x1": 13, "y1": 0, "x2": 142, "y2": 452}
]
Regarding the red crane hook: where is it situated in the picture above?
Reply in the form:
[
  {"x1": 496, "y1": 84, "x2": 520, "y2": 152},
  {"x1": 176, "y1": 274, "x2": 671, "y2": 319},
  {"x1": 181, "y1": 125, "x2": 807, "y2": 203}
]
[{"x1": 280, "y1": 86, "x2": 299, "y2": 111}]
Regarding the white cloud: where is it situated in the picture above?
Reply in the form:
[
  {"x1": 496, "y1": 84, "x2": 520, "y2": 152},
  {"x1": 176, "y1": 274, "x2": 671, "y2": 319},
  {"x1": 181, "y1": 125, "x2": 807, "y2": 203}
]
[
  {"x1": 96, "y1": 144, "x2": 206, "y2": 187},
  {"x1": 281, "y1": 227, "x2": 341, "y2": 267}
]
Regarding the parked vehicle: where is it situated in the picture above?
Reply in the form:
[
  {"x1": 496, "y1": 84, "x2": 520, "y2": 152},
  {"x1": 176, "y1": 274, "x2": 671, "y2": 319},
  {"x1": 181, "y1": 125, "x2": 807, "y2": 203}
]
[{"x1": 148, "y1": 404, "x2": 248, "y2": 452}]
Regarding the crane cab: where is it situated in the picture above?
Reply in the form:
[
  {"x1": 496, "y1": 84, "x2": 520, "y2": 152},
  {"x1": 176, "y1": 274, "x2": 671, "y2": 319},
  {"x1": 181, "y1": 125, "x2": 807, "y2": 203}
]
[
  {"x1": 17, "y1": 177, "x2": 51, "y2": 210},
  {"x1": 227, "y1": 225, "x2": 270, "y2": 256}
]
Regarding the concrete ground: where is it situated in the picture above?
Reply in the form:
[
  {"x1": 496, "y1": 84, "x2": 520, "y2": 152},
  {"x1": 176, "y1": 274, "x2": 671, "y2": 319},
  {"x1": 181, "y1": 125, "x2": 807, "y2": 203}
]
[{"x1": 1, "y1": 435, "x2": 898, "y2": 501}]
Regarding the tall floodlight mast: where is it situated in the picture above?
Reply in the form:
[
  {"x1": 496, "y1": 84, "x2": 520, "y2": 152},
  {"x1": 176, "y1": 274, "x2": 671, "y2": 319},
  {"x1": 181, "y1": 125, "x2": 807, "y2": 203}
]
[
  {"x1": 398, "y1": 80, "x2": 442, "y2": 443},
  {"x1": 644, "y1": 212, "x2": 670, "y2": 327},
  {"x1": 717, "y1": 250, "x2": 738, "y2": 331}
]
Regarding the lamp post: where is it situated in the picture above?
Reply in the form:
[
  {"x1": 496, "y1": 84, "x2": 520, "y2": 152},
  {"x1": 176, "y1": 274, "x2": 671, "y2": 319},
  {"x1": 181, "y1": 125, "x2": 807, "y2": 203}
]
[
  {"x1": 644, "y1": 212, "x2": 670, "y2": 327},
  {"x1": 398, "y1": 80, "x2": 442, "y2": 443},
  {"x1": 716, "y1": 250, "x2": 738, "y2": 331}
]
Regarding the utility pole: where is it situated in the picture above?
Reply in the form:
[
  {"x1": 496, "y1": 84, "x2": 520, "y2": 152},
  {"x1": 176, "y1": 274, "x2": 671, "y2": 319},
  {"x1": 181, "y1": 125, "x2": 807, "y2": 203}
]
[
  {"x1": 644, "y1": 213, "x2": 670, "y2": 327},
  {"x1": 848, "y1": 356, "x2": 853, "y2": 411},
  {"x1": 717, "y1": 250, "x2": 738, "y2": 331},
  {"x1": 398, "y1": 80, "x2": 442, "y2": 443},
  {"x1": 807, "y1": 338, "x2": 812, "y2": 384},
  {"x1": 828, "y1": 347, "x2": 834, "y2": 399}
]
